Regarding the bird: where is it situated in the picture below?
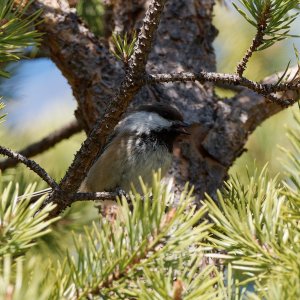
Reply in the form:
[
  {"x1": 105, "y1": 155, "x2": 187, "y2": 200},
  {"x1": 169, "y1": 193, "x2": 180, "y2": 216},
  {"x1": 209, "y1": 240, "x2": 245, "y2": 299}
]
[
  {"x1": 80, "y1": 103, "x2": 189, "y2": 194},
  {"x1": 19, "y1": 103, "x2": 189, "y2": 202}
]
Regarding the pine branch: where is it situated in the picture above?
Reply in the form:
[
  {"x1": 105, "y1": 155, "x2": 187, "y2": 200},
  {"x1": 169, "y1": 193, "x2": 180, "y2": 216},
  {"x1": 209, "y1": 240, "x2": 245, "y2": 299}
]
[
  {"x1": 0, "y1": 0, "x2": 42, "y2": 77},
  {"x1": 146, "y1": 67, "x2": 300, "y2": 107},
  {"x1": 203, "y1": 159, "x2": 300, "y2": 296},
  {"x1": 0, "y1": 182, "x2": 58, "y2": 257},
  {"x1": 0, "y1": 146, "x2": 59, "y2": 190},
  {"x1": 236, "y1": 1, "x2": 271, "y2": 76},
  {"x1": 19, "y1": 186, "x2": 131, "y2": 204},
  {"x1": 47, "y1": 0, "x2": 169, "y2": 216},
  {"x1": 86, "y1": 208, "x2": 178, "y2": 296},
  {"x1": 50, "y1": 176, "x2": 212, "y2": 299},
  {"x1": 233, "y1": 1, "x2": 299, "y2": 77},
  {"x1": 14, "y1": 0, "x2": 299, "y2": 216},
  {"x1": 0, "y1": 120, "x2": 82, "y2": 171}
]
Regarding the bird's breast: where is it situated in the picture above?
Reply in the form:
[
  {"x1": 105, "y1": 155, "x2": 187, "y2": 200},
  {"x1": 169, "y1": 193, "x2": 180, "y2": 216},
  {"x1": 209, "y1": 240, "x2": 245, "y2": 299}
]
[
  {"x1": 120, "y1": 135, "x2": 172, "y2": 190},
  {"x1": 80, "y1": 133, "x2": 173, "y2": 193}
]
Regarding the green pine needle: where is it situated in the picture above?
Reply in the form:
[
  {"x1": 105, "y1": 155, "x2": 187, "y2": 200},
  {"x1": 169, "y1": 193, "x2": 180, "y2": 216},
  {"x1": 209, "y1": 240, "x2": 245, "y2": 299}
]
[
  {"x1": 203, "y1": 111, "x2": 300, "y2": 298},
  {"x1": 111, "y1": 31, "x2": 137, "y2": 64},
  {"x1": 0, "y1": 179, "x2": 59, "y2": 257},
  {"x1": 49, "y1": 172, "x2": 215, "y2": 299},
  {"x1": 233, "y1": 0, "x2": 299, "y2": 51},
  {"x1": 0, "y1": 0, "x2": 42, "y2": 77}
]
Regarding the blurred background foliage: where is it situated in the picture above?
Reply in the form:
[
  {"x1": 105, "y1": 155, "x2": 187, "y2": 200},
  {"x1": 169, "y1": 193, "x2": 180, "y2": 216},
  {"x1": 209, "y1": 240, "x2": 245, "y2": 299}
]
[
  {"x1": 0, "y1": 0, "x2": 299, "y2": 237},
  {"x1": 77, "y1": 0, "x2": 104, "y2": 36}
]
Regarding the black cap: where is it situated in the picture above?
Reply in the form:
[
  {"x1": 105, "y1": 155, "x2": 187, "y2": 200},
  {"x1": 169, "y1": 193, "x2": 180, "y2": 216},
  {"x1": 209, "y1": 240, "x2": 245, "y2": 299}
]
[{"x1": 136, "y1": 103, "x2": 184, "y2": 122}]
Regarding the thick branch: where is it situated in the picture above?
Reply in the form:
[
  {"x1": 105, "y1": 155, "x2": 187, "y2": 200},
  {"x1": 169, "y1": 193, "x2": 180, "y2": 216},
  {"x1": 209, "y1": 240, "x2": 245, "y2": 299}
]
[
  {"x1": 0, "y1": 146, "x2": 59, "y2": 189},
  {"x1": 47, "y1": 0, "x2": 168, "y2": 216},
  {"x1": 29, "y1": 0, "x2": 123, "y2": 132},
  {"x1": 0, "y1": 120, "x2": 81, "y2": 171},
  {"x1": 200, "y1": 67, "x2": 300, "y2": 177}
]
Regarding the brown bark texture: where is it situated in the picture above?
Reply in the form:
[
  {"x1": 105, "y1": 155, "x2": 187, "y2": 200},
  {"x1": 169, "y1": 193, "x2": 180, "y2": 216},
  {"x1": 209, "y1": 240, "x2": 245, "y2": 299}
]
[{"x1": 24, "y1": 0, "x2": 299, "y2": 207}]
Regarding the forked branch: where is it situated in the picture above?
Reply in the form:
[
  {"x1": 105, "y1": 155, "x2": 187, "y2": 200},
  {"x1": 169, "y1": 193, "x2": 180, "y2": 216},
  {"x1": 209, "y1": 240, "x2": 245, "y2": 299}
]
[
  {"x1": 147, "y1": 67, "x2": 300, "y2": 107},
  {"x1": 0, "y1": 146, "x2": 59, "y2": 190},
  {"x1": 46, "y1": 0, "x2": 169, "y2": 216},
  {"x1": 7, "y1": 0, "x2": 300, "y2": 218}
]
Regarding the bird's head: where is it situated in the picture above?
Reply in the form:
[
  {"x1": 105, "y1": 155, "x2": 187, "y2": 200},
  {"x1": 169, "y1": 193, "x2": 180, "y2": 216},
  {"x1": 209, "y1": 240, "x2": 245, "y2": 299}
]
[{"x1": 116, "y1": 103, "x2": 190, "y2": 152}]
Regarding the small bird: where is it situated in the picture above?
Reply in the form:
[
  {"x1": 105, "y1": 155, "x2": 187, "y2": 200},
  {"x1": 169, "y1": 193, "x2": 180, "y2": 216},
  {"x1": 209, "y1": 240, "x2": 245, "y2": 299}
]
[
  {"x1": 80, "y1": 103, "x2": 189, "y2": 193},
  {"x1": 20, "y1": 104, "x2": 189, "y2": 201}
]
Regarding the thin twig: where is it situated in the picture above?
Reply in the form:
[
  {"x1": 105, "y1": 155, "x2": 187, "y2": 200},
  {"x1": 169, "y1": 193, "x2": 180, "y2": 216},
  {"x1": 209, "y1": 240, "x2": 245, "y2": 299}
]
[
  {"x1": 70, "y1": 191, "x2": 120, "y2": 201},
  {"x1": 236, "y1": 2, "x2": 271, "y2": 76},
  {"x1": 0, "y1": 146, "x2": 59, "y2": 190},
  {"x1": 46, "y1": 0, "x2": 168, "y2": 217},
  {"x1": 18, "y1": 188, "x2": 123, "y2": 205},
  {"x1": 146, "y1": 71, "x2": 299, "y2": 107},
  {"x1": 0, "y1": 120, "x2": 82, "y2": 171}
]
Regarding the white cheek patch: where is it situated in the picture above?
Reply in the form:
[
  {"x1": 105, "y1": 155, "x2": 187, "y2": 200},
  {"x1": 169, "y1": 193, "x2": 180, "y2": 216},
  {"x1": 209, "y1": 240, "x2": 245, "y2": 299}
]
[{"x1": 116, "y1": 112, "x2": 171, "y2": 134}]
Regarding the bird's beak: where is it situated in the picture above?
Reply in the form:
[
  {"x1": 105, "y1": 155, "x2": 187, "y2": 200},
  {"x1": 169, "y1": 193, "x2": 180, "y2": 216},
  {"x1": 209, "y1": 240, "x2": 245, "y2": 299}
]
[{"x1": 172, "y1": 121, "x2": 191, "y2": 135}]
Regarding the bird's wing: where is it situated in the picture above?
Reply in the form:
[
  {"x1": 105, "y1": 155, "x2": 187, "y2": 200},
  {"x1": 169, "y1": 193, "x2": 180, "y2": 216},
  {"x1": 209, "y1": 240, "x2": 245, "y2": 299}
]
[{"x1": 79, "y1": 133, "x2": 131, "y2": 192}]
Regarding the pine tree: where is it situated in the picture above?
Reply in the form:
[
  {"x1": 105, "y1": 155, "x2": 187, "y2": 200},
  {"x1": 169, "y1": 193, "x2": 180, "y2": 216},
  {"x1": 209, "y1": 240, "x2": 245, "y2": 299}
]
[{"x1": 0, "y1": 1, "x2": 300, "y2": 299}]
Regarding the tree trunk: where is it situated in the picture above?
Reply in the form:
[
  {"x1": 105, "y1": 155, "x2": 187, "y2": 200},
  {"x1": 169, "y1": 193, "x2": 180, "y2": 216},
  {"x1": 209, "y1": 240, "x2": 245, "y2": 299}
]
[{"x1": 131, "y1": 0, "x2": 219, "y2": 199}]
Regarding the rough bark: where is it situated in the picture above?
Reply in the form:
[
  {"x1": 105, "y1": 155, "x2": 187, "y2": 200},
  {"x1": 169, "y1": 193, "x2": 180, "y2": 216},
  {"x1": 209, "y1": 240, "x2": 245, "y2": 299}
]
[
  {"x1": 103, "y1": 0, "x2": 146, "y2": 34},
  {"x1": 21, "y1": 0, "x2": 299, "y2": 209},
  {"x1": 31, "y1": 0, "x2": 123, "y2": 132},
  {"x1": 31, "y1": 0, "x2": 170, "y2": 216},
  {"x1": 129, "y1": 0, "x2": 219, "y2": 199}
]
